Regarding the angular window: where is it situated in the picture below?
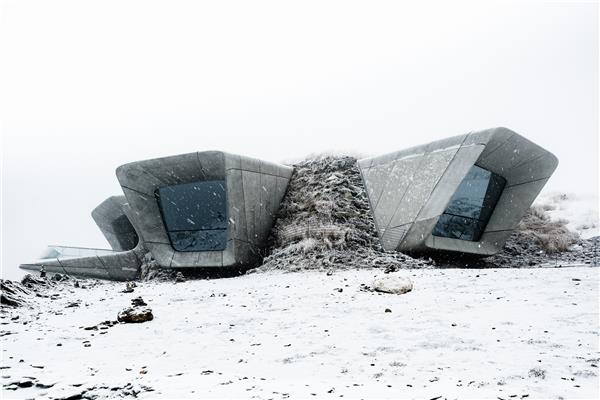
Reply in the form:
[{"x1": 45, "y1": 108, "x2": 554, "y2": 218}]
[
  {"x1": 157, "y1": 180, "x2": 227, "y2": 251},
  {"x1": 432, "y1": 165, "x2": 506, "y2": 241}
]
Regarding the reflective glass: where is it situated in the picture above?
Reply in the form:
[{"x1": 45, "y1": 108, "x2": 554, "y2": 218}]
[
  {"x1": 157, "y1": 180, "x2": 227, "y2": 251},
  {"x1": 432, "y1": 165, "x2": 506, "y2": 241}
]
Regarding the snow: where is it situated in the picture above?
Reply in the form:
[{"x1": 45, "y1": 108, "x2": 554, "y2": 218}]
[
  {"x1": 535, "y1": 192, "x2": 599, "y2": 240},
  {"x1": 2, "y1": 267, "x2": 598, "y2": 399}
]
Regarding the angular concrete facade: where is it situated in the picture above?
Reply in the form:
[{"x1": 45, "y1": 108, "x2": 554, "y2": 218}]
[
  {"x1": 115, "y1": 151, "x2": 293, "y2": 268},
  {"x1": 19, "y1": 128, "x2": 558, "y2": 280},
  {"x1": 358, "y1": 127, "x2": 558, "y2": 256},
  {"x1": 20, "y1": 151, "x2": 293, "y2": 278},
  {"x1": 18, "y1": 244, "x2": 145, "y2": 281},
  {"x1": 92, "y1": 196, "x2": 139, "y2": 252}
]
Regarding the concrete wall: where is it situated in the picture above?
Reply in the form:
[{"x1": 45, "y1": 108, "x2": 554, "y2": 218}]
[
  {"x1": 116, "y1": 151, "x2": 293, "y2": 268},
  {"x1": 358, "y1": 127, "x2": 558, "y2": 256},
  {"x1": 91, "y1": 196, "x2": 139, "y2": 251},
  {"x1": 19, "y1": 243, "x2": 144, "y2": 281}
]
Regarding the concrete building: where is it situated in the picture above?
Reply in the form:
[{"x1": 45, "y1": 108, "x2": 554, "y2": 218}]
[
  {"x1": 20, "y1": 152, "x2": 293, "y2": 280},
  {"x1": 20, "y1": 128, "x2": 557, "y2": 279},
  {"x1": 358, "y1": 127, "x2": 558, "y2": 255}
]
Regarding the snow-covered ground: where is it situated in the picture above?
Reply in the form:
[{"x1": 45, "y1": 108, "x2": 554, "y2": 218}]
[
  {"x1": 2, "y1": 267, "x2": 598, "y2": 399},
  {"x1": 535, "y1": 192, "x2": 599, "y2": 240}
]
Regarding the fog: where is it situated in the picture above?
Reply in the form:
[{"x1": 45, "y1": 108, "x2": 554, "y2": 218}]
[{"x1": 1, "y1": 0, "x2": 598, "y2": 279}]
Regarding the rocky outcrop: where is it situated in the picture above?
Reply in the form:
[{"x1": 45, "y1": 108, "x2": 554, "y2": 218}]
[{"x1": 0, "y1": 280, "x2": 32, "y2": 307}]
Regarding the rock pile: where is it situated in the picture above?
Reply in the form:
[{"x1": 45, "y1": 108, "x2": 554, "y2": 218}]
[
  {"x1": 253, "y1": 156, "x2": 430, "y2": 272},
  {"x1": 139, "y1": 252, "x2": 176, "y2": 281}
]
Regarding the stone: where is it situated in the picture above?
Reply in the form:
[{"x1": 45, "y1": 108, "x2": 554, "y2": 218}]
[
  {"x1": 21, "y1": 274, "x2": 48, "y2": 288},
  {"x1": 175, "y1": 272, "x2": 185, "y2": 283},
  {"x1": 122, "y1": 282, "x2": 135, "y2": 293},
  {"x1": 117, "y1": 307, "x2": 154, "y2": 323},
  {"x1": 131, "y1": 297, "x2": 147, "y2": 307},
  {"x1": 51, "y1": 274, "x2": 69, "y2": 282},
  {"x1": 372, "y1": 275, "x2": 413, "y2": 295}
]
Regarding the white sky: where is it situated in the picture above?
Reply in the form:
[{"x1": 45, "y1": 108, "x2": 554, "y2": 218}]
[{"x1": 1, "y1": 0, "x2": 598, "y2": 278}]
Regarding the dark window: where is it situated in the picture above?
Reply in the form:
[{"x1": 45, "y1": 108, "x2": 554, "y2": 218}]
[
  {"x1": 157, "y1": 180, "x2": 227, "y2": 251},
  {"x1": 432, "y1": 165, "x2": 506, "y2": 241},
  {"x1": 110, "y1": 214, "x2": 139, "y2": 250}
]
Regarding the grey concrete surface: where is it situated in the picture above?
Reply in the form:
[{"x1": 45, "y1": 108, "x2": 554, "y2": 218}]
[
  {"x1": 116, "y1": 151, "x2": 293, "y2": 268},
  {"x1": 19, "y1": 242, "x2": 144, "y2": 281},
  {"x1": 91, "y1": 196, "x2": 139, "y2": 251},
  {"x1": 358, "y1": 127, "x2": 558, "y2": 256}
]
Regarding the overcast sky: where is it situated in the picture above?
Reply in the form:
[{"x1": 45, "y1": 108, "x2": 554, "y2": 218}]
[{"x1": 1, "y1": 0, "x2": 598, "y2": 278}]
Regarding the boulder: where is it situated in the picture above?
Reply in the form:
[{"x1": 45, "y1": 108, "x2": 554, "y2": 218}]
[
  {"x1": 117, "y1": 307, "x2": 153, "y2": 323},
  {"x1": 372, "y1": 275, "x2": 413, "y2": 295}
]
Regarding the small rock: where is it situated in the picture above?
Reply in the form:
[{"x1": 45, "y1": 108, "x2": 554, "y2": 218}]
[
  {"x1": 51, "y1": 273, "x2": 69, "y2": 282},
  {"x1": 384, "y1": 308, "x2": 392, "y2": 313},
  {"x1": 372, "y1": 275, "x2": 413, "y2": 295},
  {"x1": 175, "y1": 272, "x2": 186, "y2": 283},
  {"x1": 122, "y1": 282, "x2": 135, "y2": 293},
  {"x1": 131, "y1": 297, "x2": 147, "y2": 307},
  {"x1": 17, "y1": 380, "x2": 34, "y2": 388},
  {"x1": 83, "y1": 326, "x2": 98, "y2": 331},
  {"x1": 117, "y1": 307, "x2": 154, "y2": 323}
]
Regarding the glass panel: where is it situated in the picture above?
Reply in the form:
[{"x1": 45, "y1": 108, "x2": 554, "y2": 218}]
[
  {"x1": 432, "y1": 165, "x2": 506, "y2": 242},
  {"x1": 157, "y1": 180, "x2": 227, "y2": 252},
  {"x1": 168, "y1": 230, "x2": 228, "y2": 252}
]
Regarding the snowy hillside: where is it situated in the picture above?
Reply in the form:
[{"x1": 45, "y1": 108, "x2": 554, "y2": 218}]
[
  {"x1": 1, "y1": 268, "x2": 598, "y2": 399},
  {"x1": 535, "y1": 192, "x2": 599, "y2": 240}
]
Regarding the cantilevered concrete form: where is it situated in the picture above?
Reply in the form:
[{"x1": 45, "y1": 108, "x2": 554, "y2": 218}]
[
  {"x1": 358, "y1": 127, "x2": 558, "y2": 256},
  {"x1": 19, "y1": 128, "x2": 558, "y2": 280},
  {"x1": 19, "y1": 243, "x2": 145, "y2": 281},
  {"x1": 19, "y1": 197, "x2": 145, "y2": 280},
  {"x1": 116, "y1": 151, "x2": 293, "y2": 268},
  {"x1": 92, "y1": 196, "x2": 139, "y2": 251},
  {"x1": 20, "y1": 151, "x2": 293, "y2": 279}
]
